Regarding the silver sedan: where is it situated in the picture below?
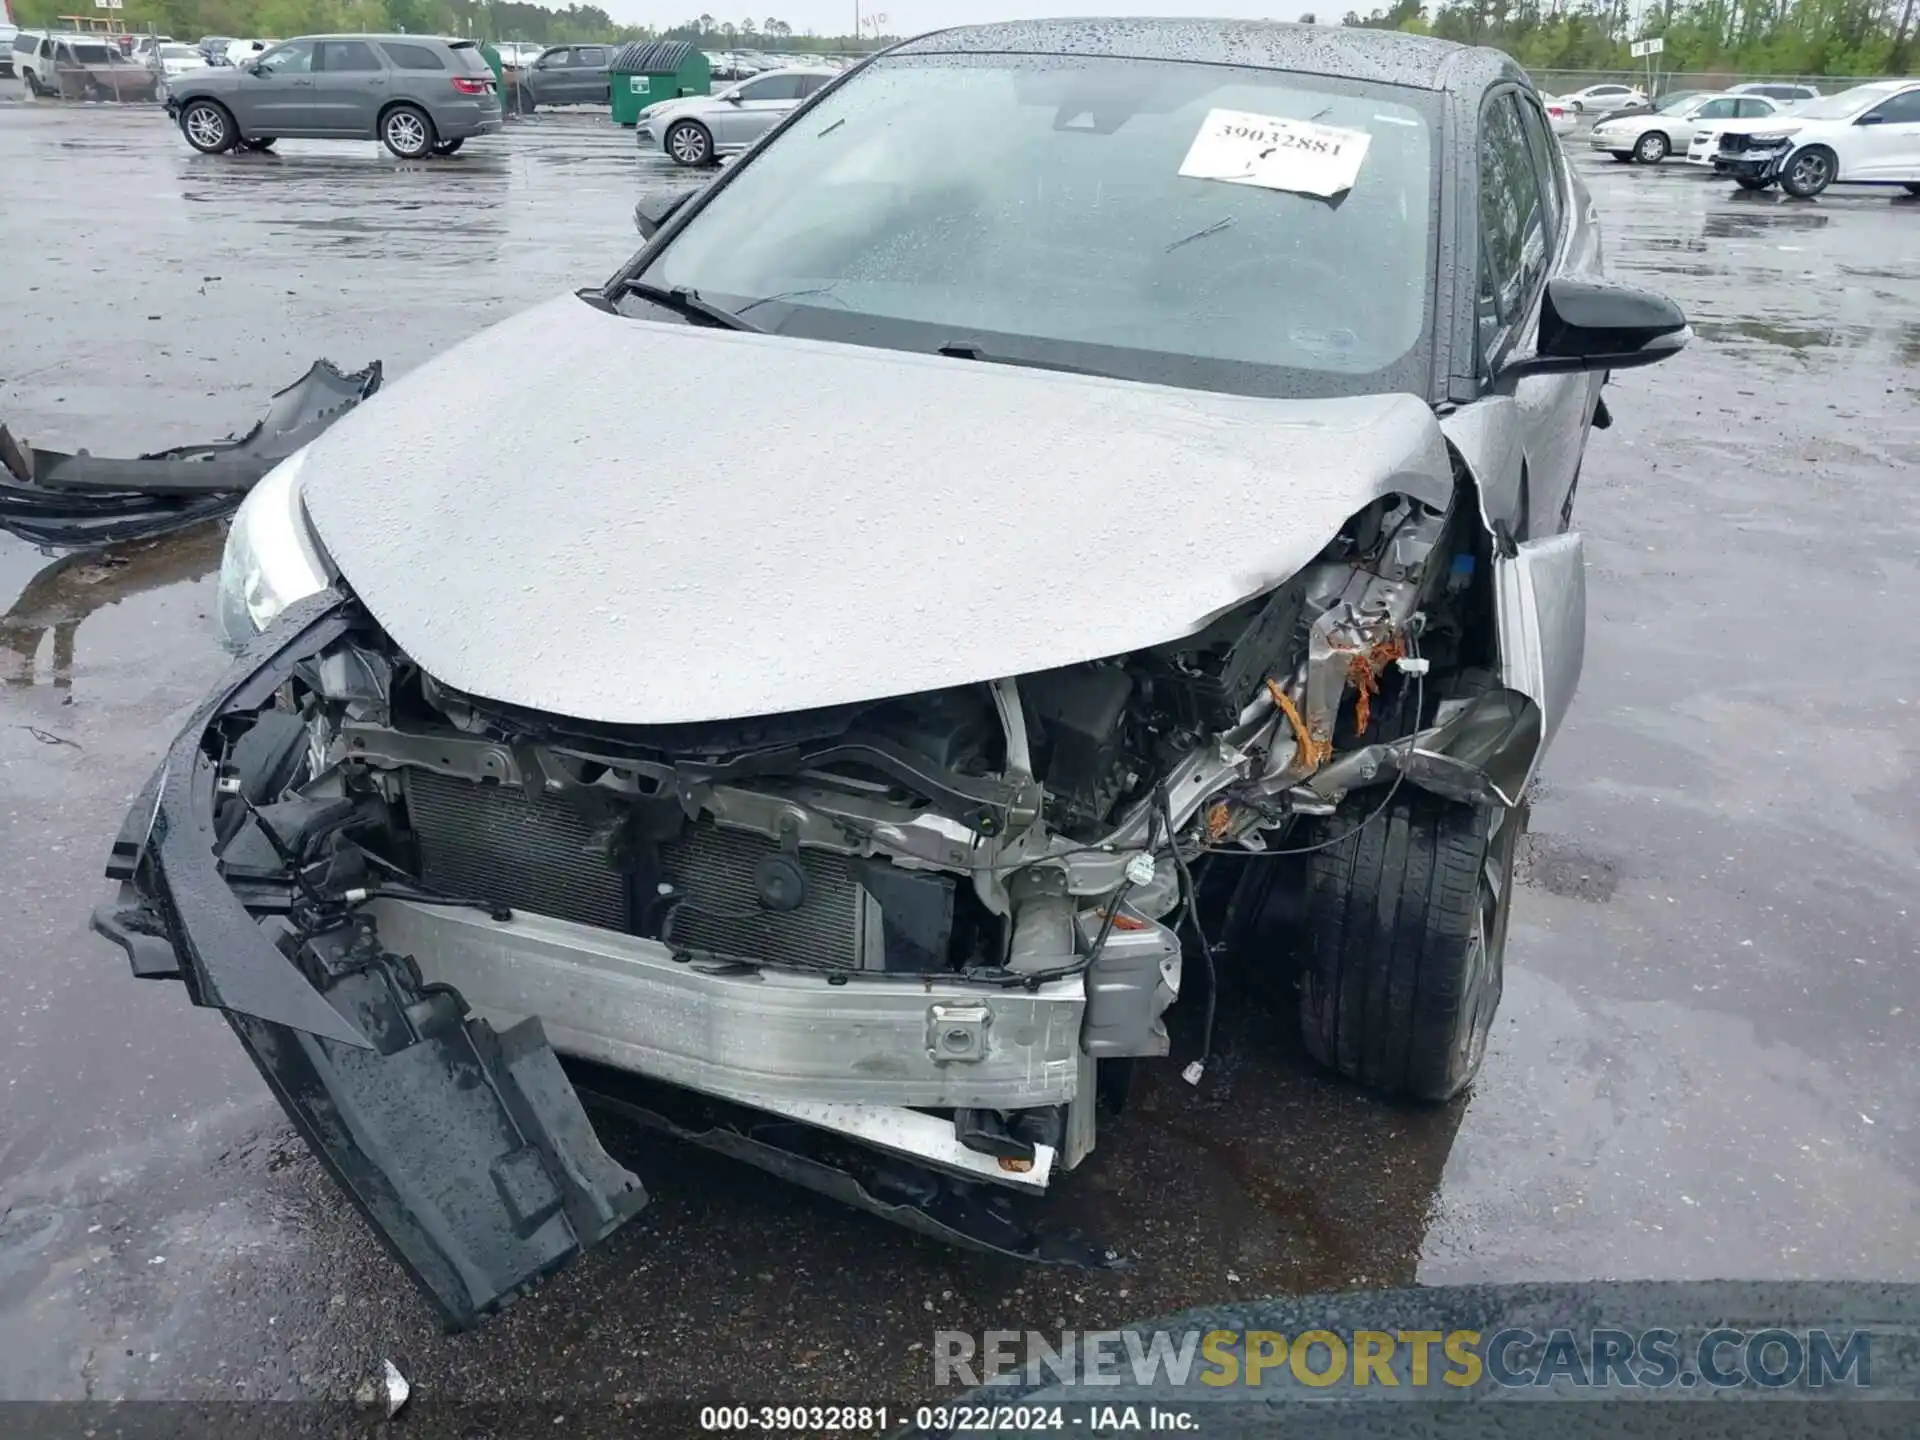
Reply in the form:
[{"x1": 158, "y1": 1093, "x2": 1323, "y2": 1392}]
[{"x1": 636, "y1": 66, "x2": 838, "y2": 166}]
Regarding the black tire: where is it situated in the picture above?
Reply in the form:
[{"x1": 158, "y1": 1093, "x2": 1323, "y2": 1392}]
[
  {"x1": 1780, "y1": 145, "x2": 1836, "y2": 199},
  {"x1": 1632, "y1": 130, "x2": 1669, "y2": 164},
  {"x1": 432, "y1": 138, "x2": 464, "y2": 156},
  {"x1": 26, "y1": 70, "x2": 48, "y2": 97},
  {"x1": 380, "y1": 103, "x2": 436, "y2": 160},
  {"x1": 179, "y1": 98, "x2": 236, "y2": 154},
  {"x1": 1735, "y1": 176, "x2": 1773, "y2": 191},
  {"x1": 1903, "y1": 183, "x2": 1920, "y2": 196},
  {"x1": 517, "y1": 89, "x2": 536, "y2": 114},
  {"x1": 665, "y1": 118, "x2": 714, "y2": 167},
  {"x1": 239, "y1": 137, "x2": 276, "y2": 152},
  {"x1": 1608, "y1": 151, "x2": 1634, "y2": 162},
  {"x1": 1295, "y1": 673, "x2": 1524, "y2": 1101}
]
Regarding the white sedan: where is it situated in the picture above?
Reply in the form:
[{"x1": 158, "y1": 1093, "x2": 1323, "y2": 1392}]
[
  {"x1": 1544, "y1": 96, "x2": 1575, "y2": 136},
  {"x1": 1558, "y1": 81, "x2": 1646, "y2": 114},
  {"x1": 1710, "y1": 79, "x2": 1920, "y2": 196}
]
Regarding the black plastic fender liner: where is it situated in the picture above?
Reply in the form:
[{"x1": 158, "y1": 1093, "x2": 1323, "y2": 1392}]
[
  {"x1": 93, "y1": 590, "x2": 371, "y2": 1045},
  {"x1": 233, "y1": 925, "x2": 646, "y2": 1331}
]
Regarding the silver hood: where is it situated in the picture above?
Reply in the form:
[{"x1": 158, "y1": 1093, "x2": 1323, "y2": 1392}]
[{"x1": 300, "y1": 295, "x2": 1453, "y2": 725}]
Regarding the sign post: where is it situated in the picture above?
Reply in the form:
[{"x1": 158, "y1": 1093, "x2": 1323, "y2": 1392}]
[{"x1": 1629, "y1": 36, "x2": 1665, "y2": 97}]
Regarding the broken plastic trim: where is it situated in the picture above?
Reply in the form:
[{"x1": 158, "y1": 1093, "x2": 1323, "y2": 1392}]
[
  {"x1": 91, "y1": 588, "x2": 649, "y2": 1329},
  {"x1": 0, "y1": 359, "x2": 379, "y2": 549}
]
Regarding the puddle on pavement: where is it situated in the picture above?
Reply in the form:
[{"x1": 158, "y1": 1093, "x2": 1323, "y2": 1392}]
[{"x1": 0, "y1": 524, "x2": 222, "y2": 692}]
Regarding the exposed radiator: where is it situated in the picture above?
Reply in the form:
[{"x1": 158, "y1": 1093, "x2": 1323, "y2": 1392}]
[{"x1": 403, "y1": 770, "x2": 870, "y2": 968}]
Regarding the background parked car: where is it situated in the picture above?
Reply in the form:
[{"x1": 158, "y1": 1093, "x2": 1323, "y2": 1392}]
[
  {"x1": 1712, "y1": 79, "x2": 1920, "y2": 196},
  {"x1": 224, "y1": 39, "x2": 276, "y2": 68},
  {"x1": 16, "y1": 33, "x2": 158, "y2": 100},
  {"x1": 521, "y1": 43, "x2": 611, "y2": 109},
  {"x1": 1680, "y1": 93, "x2": 1785, "y2": 164},
  {"x1": 150, "y1": 41, "x2": 206, "y2": 88},
  {"x1": 1588, "y1": 87, "x2": 1712, "y2": 125},
  {"x1": 1726, "y1": 80, "x2": 1821, "y2": 106},
  {"x1": 637, "y1": 65, "x2": 838, "y2": 166},
  {"x1": 0, "y1": 24, "x2": 19, "y2": 77},
  {"x1": 1544, "y1": 96, "x2": 1574, "y2": 135},
  {"x1": 1558, "y1": 81, "x2": 1646, "y2": 113},
  {"x1": 166, "y1": 35, "x2": 502, "y2": 160},
  {"x1": 1592, "y1": 91, "x2": 1780, "y2": 164},
  {"x1": 197, "y1": 36, "x2": 233, "y2": 66}
]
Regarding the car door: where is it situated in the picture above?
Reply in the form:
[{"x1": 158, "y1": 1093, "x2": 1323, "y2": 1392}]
[
  {"x1": 311, "y1": 39, "x2": 387, "y2": 135},
  {"x1": 1848, "y1": 87, "x2": 1920, "y2": 179},
  {"x1": 1478, "y1": 89, "x2": 1590, "y2": 539},
  {"x1": 573, "y1": 45, "x2": 609, "y2": 103},
  {"x1": 530, "y1": 46, "x2": 569, "y2": 103},
  {"x1": 232, "y1": 39, "x2": 315, "y2": 132},
  {"x1": 713, "y1": 71, "x2": 802, "y2": 144}
]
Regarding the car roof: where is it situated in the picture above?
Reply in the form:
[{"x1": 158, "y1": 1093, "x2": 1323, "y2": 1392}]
[{"x1": 893, "y1": 19, "x2": 1515, "y2": 93}]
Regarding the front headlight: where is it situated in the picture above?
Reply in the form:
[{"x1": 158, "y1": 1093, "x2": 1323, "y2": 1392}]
[{"x1": 214, "y1": 447, "x2": 332, "y2": 649}]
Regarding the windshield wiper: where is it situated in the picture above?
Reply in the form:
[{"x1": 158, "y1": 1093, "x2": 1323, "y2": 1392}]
[
  {"x1": 621, "y1": 280, "x2": 763, "y2": 333},
  {"x1": 937, "y1": 343, "x2": 1115, "y2": 380}
]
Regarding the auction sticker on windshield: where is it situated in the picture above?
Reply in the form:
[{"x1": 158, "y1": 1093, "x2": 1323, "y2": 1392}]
[{"x1": 1178, "y1": 109, "x2": 1372, "y2": 198}]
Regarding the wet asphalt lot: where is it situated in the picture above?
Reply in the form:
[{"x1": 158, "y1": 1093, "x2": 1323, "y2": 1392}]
[{"x1": 1, "y1": 86, "x2": 1917, "y2": 1413}]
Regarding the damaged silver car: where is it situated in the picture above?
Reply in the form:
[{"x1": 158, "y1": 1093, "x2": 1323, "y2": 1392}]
[{"x1": 94, "y1": 20, "x2": 1686, "y2": 1328}]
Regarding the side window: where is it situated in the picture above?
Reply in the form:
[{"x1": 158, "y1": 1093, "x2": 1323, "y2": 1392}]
[
  {"x1": 382, "y1": 41, "x2": 447, "y2": 71},
  {"x1": 1695, "y1": 99, "x2": 1737, "y2": 120},
  {"x1": 1864, "y1": 90, "x2": 1920, "y2": 124},
  {"x1": 317, "y1": 40, "x2": 380, "y2": 72},
  {"x1": 576, "y1": 47, "x2": 606, "y2": 66},
  {"x1": 795, "y1": 73, "x2": 830, "y2": 97},
  {"x1": 1516, "y1": 95, "x2": 1563, "y2": 237},
  {"x1": 740, "y1": 73, "x2": 803, "y2": 102},
  {"x1": 544, "y1": 48, "x2": 573, "y2": 68},
  {"x1": 1734, "y1": 98, "x2": 1771, "y2": 117},
  {"x1": 256, "y1": 41, "x2": 314, "y2": 75},
  {"x1": 1477, "y1": 92, "x2": 1549, "y2": 359}
]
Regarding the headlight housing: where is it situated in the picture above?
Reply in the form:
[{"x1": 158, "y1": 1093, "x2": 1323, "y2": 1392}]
[{"x1": 214, "y1": 447, "x2": 332, "y2": 649}]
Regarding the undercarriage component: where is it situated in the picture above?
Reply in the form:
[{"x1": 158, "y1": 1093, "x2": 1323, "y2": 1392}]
[
  {"x1": 0, "y1": 360, "x2": 380, "y2": 549},
  {"x1": 568, "y1": 1062, "x2": 1120, "y2": 1270}
]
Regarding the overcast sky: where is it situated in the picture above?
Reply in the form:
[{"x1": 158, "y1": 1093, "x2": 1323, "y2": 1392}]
[{"x1": 606, "y1": 1, "x2": 1326, "y2": 38}]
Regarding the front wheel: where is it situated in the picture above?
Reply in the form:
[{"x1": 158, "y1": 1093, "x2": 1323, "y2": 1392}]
[
  {"x1": 380, "y1": 104, "x2": 435, "y2": 160},
  {"x1": 1295, "y1": 783, "x2": 1525, "y2": 1102},
  {"x1": 432, "y1": 138, "x2": 464, "y2": 156},
  {"x1": 665, "y1": 119, "x2": 713, "y2": 167},
  {"x1": 1780, "y1": 146, "x2": 1836, "y2": 198},
  {"x1": 179, "y1": 99, "x2": 236, "y2": 154},
  {"x1": 1632, "y1": 131, "x2": 1669, "y2": 164}
]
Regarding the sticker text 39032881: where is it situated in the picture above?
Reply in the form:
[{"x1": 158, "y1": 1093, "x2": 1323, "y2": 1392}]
[{"x1": 1177, "y1": 108, "x2": 1373, "y2": 199}]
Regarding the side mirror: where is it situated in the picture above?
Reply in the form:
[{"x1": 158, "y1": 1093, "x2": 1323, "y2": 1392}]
[
  {"x1": 246, "y1": 61, "x2": 266, "y2": 76},
  {"x1": 633, "y1": 186, "x2": 702, "y2": 239},
  {"x1": 1856, "y1": 113, "x2": 1885, "y2": 126},
  {"x1": 1501, "y1": 277, "x2": 1689, "y2": 380},
  {"x1": 724, "y1": 91, "x2": 743, "y2": 104}
]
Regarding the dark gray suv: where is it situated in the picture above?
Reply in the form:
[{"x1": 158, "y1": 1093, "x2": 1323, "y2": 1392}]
[
  {"x1": 520, "y1": 43, "x2": 612, "y2": 110},
  {"x1": 165, "y1": 34, "x2": 503, "y2": 159}
]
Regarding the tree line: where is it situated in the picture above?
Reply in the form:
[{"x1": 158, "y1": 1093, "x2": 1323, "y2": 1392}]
[
  {"x1": 8, "y1": 1, "x2": 884, "y2": 49},
  {"x1": 1341, "y1": 0, "x2": 1916, "y2": 75}
]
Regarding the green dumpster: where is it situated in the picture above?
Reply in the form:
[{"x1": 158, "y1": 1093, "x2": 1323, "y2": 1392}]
[{"x1": 610, "y1": 40, "x2": 711, "y2": 127}]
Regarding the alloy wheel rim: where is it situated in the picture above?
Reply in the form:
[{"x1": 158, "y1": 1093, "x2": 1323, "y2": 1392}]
[
  {"x1": 670, "y1": 127, "x2": 704, "y2": 163},
  {"x1": 388, "y1": 113, "x2": 426, "y2": 153},
  {"x1": 1792, "y1": 153, "x2": 1829, "y2": 189},
  {"x1": 186, "y1": 106, "x2": 223, "y2": 147}
]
